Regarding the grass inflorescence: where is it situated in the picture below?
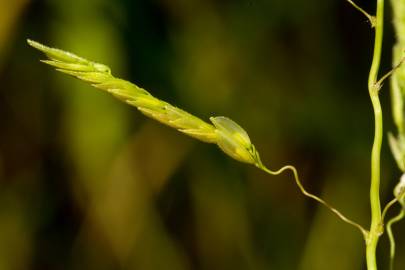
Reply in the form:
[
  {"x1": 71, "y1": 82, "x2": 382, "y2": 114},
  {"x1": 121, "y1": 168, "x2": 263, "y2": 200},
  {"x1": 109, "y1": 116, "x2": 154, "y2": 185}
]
[{"x1": 27, "y1": 39, "x2": 262, "y2": 165}]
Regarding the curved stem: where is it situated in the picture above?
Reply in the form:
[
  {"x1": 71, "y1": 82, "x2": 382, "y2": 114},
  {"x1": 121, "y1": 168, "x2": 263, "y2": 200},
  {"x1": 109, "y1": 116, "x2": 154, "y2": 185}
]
[
  {"x1": 345, "y1": 0, "x2": 376, "y2": 27},
  {"x1": 377, "y1": 57, "x2": 405, "y2": 88},
  {"x1": 256, "y1": 163, "x2": 368, "y2": 238},
  {"x1": 381, "y1": 198, "x2": 398, "y2": 223},
  {"x1": 387, "y1": 209, "x2": 405, "y2": 270},
  {"x1": 366, "y1": 0, "x2": 385, "y2": 269}
]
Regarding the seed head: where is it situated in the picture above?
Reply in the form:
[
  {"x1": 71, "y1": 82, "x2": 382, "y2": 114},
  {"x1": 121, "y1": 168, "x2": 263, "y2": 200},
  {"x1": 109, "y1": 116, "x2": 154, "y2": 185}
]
[
  {"x1": 27, "y1": 39, "x2": 262, "y2": 165},
  {"x1": 210, "y1": 116, "x2": 261, "y2": 165}
]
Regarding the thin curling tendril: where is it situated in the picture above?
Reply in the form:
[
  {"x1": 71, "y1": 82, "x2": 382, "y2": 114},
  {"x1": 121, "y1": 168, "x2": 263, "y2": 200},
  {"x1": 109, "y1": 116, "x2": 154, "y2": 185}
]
[
  {"x1": 256, "y1": 162, "x2": 369, "y2": 239},
  {"x1": 387, "y1": 209, "x2": 405, "y2": 270}
]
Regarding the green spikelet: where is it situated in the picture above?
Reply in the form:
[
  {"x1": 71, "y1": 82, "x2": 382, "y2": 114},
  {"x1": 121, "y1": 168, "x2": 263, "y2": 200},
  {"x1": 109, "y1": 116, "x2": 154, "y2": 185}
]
[
  {"x1": 210, "y1": 116, "x2": 260, "y2": 164},
  {"x1": 27, "y1": 39, "x2": 261, "y2": 165}
]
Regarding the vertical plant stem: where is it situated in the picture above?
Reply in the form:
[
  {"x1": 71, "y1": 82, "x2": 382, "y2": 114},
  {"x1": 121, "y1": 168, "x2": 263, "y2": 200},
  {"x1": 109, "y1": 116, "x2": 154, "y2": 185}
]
[
  {"x1": 387, "y1": 209, "x2": 405, "y2": 270},
  {"x1": 366, "y1": 0, "x2": 384, "y2": 269}
]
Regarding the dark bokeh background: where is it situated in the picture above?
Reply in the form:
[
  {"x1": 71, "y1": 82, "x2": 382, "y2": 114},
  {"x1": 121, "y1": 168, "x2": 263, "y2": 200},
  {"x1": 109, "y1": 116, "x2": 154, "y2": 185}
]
[{"x1": 0, "y1": 0, "x2": 404, "y2": 269}]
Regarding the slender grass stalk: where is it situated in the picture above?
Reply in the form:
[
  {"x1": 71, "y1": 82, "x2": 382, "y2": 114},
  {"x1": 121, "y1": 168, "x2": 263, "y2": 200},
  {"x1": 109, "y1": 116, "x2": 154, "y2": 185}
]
[
  {"x1": 386, "y1": 175, "x2": 405, "y2": 269},
  {"x1": 387, "y1": 175, "x2": 405, "y2": 269},
  {"x1": 345, "y1": 0, "x2": 376, "y2": 27},
  {"x1": 257, "y1": 163, "x2": 368, "y2": 237},
  {"x1": 387, "y1": 209, "x2": 405, "y2": 270},
  {"x1": 365, "y1": 0, "x2": 385, "y2": 268},
  {"x1": 381, "y1": 198, "x2": 399, "y2": 222}
]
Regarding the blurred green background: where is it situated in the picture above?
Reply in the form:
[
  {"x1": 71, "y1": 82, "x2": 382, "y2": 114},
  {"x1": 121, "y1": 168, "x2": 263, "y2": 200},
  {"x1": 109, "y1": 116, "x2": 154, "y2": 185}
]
[{"x1": 0, "y1": 0, "x2": 404, "y2": 269}]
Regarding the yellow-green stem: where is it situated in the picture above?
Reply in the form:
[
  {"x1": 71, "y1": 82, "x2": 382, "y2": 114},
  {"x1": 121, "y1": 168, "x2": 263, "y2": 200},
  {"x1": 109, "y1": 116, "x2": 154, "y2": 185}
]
[
  {"x1": 387, "y1": 209, "x2": 405, "y2": 270},
  {"x1": 257, "y1": 164, "x2": 368, "y2": 238},
  {"x1": 366, "y1": 0, "x2": 384, "y2": 269}
]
